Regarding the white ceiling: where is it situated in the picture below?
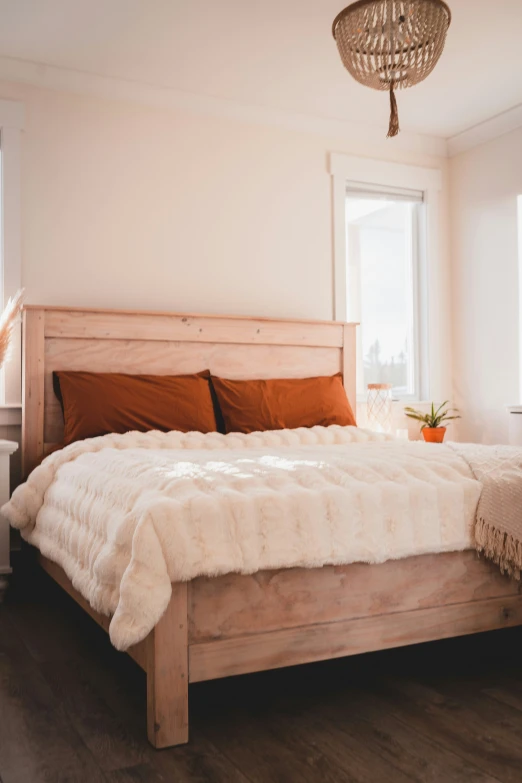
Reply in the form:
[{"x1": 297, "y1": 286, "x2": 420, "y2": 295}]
[{"x1": 0, "y1": 0, "x2": 520, "y2": 139}]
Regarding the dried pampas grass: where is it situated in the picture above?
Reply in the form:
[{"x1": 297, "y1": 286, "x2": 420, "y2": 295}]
[{"x1": 0, "y1": 289, "x2": 23, "y2": 368}]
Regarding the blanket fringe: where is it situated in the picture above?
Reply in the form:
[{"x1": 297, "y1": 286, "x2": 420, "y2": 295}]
[{"x1": 475, "y1": 517, "x2": 522, "y2": 580}]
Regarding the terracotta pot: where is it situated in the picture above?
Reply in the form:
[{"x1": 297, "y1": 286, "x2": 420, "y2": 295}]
[{"x1": 422, "y1": 427, "x2": 446, "y2": 443}]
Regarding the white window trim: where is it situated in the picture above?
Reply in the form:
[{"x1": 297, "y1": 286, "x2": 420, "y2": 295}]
[
  {"x1": 517, "y1": 195, "x2": 522, "y2": 404},
  {"x1": 0, "y1": 99, "x2": 24, "y2": 410},
  {"x1": 329, "y1": 152, "x2": 443, "y2": 403}
]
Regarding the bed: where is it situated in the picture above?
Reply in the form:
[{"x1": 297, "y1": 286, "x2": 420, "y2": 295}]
[{"x1": 12, "y1": 305, "x2": 522, "y2": 749}]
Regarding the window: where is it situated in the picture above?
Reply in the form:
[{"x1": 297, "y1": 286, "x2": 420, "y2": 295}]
[
  {"x1": 329, "y1": 153, "x2": 443, "y2": 404},
  {"x1": 0, "y1": 102, "x2": 24, "y2": 410},
  {"x1": 345, "y1": 183, "x2": 424, "y2": 400}
]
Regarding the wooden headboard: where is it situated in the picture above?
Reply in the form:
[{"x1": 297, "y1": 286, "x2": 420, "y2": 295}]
[{"x1": 22, "y1": 306, "x2": 357, "y2": 475}]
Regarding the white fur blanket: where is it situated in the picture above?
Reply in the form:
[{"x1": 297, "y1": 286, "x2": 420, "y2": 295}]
[{"x1": 2, "y1": 427, "x2": 482, "y2": 651}]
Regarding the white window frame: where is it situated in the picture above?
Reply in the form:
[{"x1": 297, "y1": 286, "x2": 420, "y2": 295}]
[
  {"x1": 0, "y1": 99, "x2": 24, "y2": 416},
  {"x1": 517, "y1": 194, "x2": 522, "y2": 404},
  {"x1": 345, "y1": 185, "x2": 424, "y2": 402},
  {"x1": 330, "y1": 152, "x2": 442, "y2": 403}
]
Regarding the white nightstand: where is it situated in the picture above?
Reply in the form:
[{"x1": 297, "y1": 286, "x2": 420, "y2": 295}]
[{"x1": 0, "y1": 439, "x2": 19, "y2": 601}]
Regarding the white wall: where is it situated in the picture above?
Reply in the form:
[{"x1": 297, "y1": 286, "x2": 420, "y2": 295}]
[
  {"x1": 0, "y1": 80, "x2": 452, "y2": 471},
  {"x1": 0, "y1": 80, "x2": 449, "y2": 326},
  {"x1": 1, "y1": 76, "x2": 521, "y2": 449},
  {"x1": 450, "y1": 126, "x2": 522, "y2": 444}
]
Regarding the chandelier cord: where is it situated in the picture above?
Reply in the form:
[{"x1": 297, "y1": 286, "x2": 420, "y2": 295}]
[{"x1": 387, "y1": 81, "x2": 400, "y2": 138}]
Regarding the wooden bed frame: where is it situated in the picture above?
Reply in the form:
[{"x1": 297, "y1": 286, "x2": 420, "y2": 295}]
[{"x1": 22, "y1": 305, "x2": 522, "y2": 748}]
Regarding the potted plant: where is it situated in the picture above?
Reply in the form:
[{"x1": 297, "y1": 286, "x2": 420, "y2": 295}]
[{"x1": 404, "y1": 401, "x2": 460, "y2": 443}]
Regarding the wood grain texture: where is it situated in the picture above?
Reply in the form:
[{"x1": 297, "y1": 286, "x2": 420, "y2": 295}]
[
  {"x1": 24, "y1": 304, "x2": 522, "y2": 753},
  {"x1": 189, "y1": 594, "x2": 522, "y2": 683},
  {"x1": 342, "y1": 323, "x2": 357, "y2": 419},
  {"x1": 0, "y1": 601, "x2": 109, "y2": 783},
  {"x1": 1, "y1": 566, "x2": 252, "y2": 782},
  {"x1": 38, "y1": 555, "x2": 147, "y2": 671},
  {"x1": 44, "y1": 309, "x2": 346, "y2": 348},
  {"x1": 312, "y1": 689, "x2": 501, "y2": 783},
  {"x1": 43, "y1": 338, "x2": 343, "y2": 443},
  {"x1": 41, "y1": 659, "x2": 146, "y2": 773},
  {"x1": 23, "y1": 305, "x2": 356, "y2": 448},
  {"x1": 146, "y1": 582, "x2": 189, "y2": 748},
  {"x1": 8, "y1": 562, "x2": 522, "y2": 783},
  {"x1": 22, "y1": 309, "x2": 45, "y2": 476},
  {"x1": 188, "y1": 551, "x2": 521, "y2": 643},
  {"x1": 25, "y1": 302, "x2": 343, "y2": 325},
  {"x1": 374, "y1": 676, "x2": 522, "y2": 782}
]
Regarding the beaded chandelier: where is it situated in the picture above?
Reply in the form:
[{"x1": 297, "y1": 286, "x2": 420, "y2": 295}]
[{"x1": 332, "y1": 0, "x2": 451, "y2": 137}]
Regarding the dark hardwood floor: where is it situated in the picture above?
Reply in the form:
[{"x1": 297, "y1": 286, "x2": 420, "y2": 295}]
[{"x1": 2, "y1": 551, "x2": 522, "y2": 783}]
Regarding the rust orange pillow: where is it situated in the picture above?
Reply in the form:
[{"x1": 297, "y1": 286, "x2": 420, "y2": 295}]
[
  {"x1": 210, "y1": 373, "x2": 356, "y2": 434},
  {"x1": 54, "y1": 371, "x2": 217, "y2": 445}
]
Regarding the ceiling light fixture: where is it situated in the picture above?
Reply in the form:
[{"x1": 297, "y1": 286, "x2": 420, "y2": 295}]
[{"x1": 332, "y1": 0, "x2": 451, "y2": 137}]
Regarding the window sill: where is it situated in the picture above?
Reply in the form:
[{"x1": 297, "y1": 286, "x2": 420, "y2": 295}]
[{"x1": 0, "y1": 405, "x2": 22, "y2": 426}]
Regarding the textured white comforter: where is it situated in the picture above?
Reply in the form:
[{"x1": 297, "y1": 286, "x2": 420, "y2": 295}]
[{"x1": 2, "y1": 426, "x2": 482, "y2": 650}]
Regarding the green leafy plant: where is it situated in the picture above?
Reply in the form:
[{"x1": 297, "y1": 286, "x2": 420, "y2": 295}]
[{"x1": 404, "y1": 401, "x2": 460, "y2": 430}]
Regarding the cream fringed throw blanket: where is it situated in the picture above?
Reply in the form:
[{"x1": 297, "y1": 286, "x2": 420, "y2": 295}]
[
  {"x1": 450, "y1": 443, "x2": 522, "y2": 579},
  {"x1": 2, "y1": 427, "x2": 482, "y2": 651}
]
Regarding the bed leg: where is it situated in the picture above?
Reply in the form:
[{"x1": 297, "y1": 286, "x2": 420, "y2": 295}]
[{"x1": 146, "y1": 581, "x2": 189, "y2": 748}]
